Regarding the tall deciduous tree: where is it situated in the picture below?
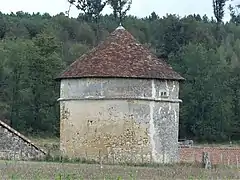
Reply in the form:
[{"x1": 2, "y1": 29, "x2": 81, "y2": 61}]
[
  {"x1": 27, "y1": 29, "x2": 64, "y2": 134},
  {"x1": 68, "y1": 0, "x2": 107, "y2": 42},
  {"x1": 107, "y1": 0, "x2": 132, "y2": 24},
  {"x1": 229, "y1": 2, "x2": 240, "y2": 24},
  {"x1": 213, "y1": 0, "x2": 228, "y2": 42},
  {"x1": 0, "y1": 39, "x2": 30, "y2": 129},
  {"x1": 213, "y1": 0, "x2": 227, "y2": 23},
  {"x1": 68, "y1": 0, "x2": 107, "y2": 22},
  {"x1": 149, "y1": 11, "x2": 159, "y2": 21}
]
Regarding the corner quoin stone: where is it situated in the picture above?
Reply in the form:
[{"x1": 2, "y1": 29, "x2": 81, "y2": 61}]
[{"x1": 0, "y1": 120, "x2": 46, "y2": 161}]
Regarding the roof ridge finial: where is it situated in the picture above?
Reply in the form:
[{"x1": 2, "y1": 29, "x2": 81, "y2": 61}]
[{"x1": 116, "y1": 22, "x2": 125, "y2": 30}]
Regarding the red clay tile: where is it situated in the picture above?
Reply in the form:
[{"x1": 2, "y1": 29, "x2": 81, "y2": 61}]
[{"x1": 57, "y1": 26, "x2": 184, "y2": 81}]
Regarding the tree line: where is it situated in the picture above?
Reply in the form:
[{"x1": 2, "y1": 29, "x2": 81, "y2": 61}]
[{"x1": 0, "y1": 0, "x2": 240, "y2": 142}]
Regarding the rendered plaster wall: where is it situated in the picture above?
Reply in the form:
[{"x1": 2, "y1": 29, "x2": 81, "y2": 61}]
[
  {"x1": 59, "y1": 78, "x2": 179, "y2": 100},
  {"x1": 59, "y1": 78, "x2": 181, "y2": 164},
  {"x1": 0, "y1": 124, "x2": 46, "y2": 160}
]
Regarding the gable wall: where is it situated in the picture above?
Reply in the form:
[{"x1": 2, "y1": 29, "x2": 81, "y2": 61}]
[{"x1": 0, "y1": 121, "x2": 46, "y2": 160}]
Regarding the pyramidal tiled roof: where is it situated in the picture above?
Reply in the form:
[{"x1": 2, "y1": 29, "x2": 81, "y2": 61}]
[{"x1": 57, "y1": 25, "x2": 184, "y2": 81}]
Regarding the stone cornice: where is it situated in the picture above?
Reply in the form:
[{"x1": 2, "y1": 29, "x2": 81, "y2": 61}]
[{"x1": 57, "y1": 96, "x2": 182, "y2": 103}]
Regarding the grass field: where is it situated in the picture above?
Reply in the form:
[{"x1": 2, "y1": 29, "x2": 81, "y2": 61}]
[
  {"x1": 1, "y1": 136, "x2": 236, "y2": 179},
  {"x1": 0, "y1": 160, "x2": 240, "y2": 179}
]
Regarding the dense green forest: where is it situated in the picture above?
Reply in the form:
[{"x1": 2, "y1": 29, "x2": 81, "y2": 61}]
[{"x1": 0, "y1": 0, "x2": 240, "y2": 142}]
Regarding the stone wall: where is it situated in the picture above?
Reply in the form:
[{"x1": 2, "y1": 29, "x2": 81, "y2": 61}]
[
  {"x1": 59, "y1": 78, "x2": 182, "y2": 164},
  {"x1": 0, "y1": 120, "x2": 46, "y2": 160},
  {"x1": 180, "y1": 147, "x2": 240, "y2": 166}
]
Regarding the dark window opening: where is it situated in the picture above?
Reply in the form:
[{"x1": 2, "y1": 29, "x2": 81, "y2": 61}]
[{"x1": 160, "y1": 91, "x2": 168, "y2": 97}]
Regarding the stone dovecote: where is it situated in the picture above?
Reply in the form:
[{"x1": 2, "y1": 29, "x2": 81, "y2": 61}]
[{"x1": 57, "y1": 25, "x2": 184, "y2": 164}]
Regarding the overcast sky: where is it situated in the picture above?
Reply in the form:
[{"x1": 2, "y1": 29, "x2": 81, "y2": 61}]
[{"x1": 0, "y1": 0, "x2": 238, "y2": 21}]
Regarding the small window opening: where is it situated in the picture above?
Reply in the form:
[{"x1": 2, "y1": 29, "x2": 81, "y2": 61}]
[
  {"x1": 160, "y1": 91, "x2": 168, "y2": 97},
  {"x1": 88, "y1": 120, "x2": 93, "y2": 125}
]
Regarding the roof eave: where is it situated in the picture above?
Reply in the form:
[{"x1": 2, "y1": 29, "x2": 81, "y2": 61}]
[{"x1": 54, "y1": 75, "x2": 185, "y2": 81}]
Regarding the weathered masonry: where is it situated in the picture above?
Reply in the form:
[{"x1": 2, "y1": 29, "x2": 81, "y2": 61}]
[
  {"x1": 0, "y1": 120, "x2": 46, "y2": 160},
  {"x1": 57, "y1": 25, "x2": 184, "y2": 164}
]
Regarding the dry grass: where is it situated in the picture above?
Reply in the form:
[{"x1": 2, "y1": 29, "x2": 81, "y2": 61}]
[
  {"x1": 28, "y1": 136, "x2": 60, "y2": 155},
  {"x1": 0, "y1": 160, "x2": 239, "y2": 180}
]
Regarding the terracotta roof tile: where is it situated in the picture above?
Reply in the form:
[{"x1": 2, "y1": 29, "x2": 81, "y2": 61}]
[{"x1": 57, "y1": 26, "x2": 184, "y2": 81}]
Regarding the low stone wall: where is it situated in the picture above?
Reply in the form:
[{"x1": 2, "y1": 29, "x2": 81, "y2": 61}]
[
  {"x1": 0, "y1": 120, "x2": 46, "y2": 161},
  {"x1": 179, "y1": 147, "x2": 240, "y2": 166}
]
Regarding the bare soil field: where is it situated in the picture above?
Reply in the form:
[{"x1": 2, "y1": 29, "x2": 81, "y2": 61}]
[{"x1": 0, "y1": 160, "x2": 239, "y2": 180}]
